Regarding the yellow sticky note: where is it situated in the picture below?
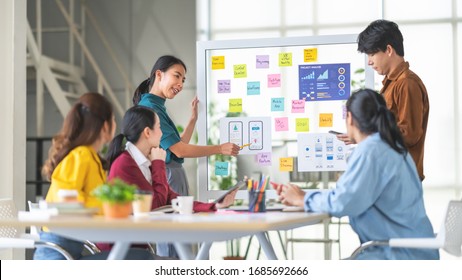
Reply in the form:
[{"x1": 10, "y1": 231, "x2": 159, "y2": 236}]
[
  {"x1": 295, "y1": 118, "x2": 309, "y2": 132},
  {"x1": 234, "y1": 64, "x2": 247, "y2": 78},
  {"x1": 304, "y1": 48, "x2": 318, "y2": 62},
  {"x1": 229, "y1": 98, "x2": 243, "y2": 112},
  {"x1": 279, "y1": 157, "x2": 293, "y2": 172},
  {"x1": 211, "y1": 56, "x2": 225, "y2": 70},
  {"x1": 319, "y1": 113, "x2": 333, "y2": 127},
  {"x1": 278, "y1": 52, "x2": 292, "y2": 67}
]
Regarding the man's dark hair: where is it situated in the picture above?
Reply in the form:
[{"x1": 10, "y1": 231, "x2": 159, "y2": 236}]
[{"x1": 357, "y1": 19, "x2": 404, "y2": 56}]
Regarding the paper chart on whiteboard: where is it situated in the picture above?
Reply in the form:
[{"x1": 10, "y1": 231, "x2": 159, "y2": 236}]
[{"x1": 297, "y1": 133, "x2": 347, "y2": 172}]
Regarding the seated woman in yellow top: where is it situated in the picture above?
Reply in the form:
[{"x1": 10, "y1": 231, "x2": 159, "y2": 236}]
[{"x1": 33, "y1": 92, "x2": 153, "y2": 260}]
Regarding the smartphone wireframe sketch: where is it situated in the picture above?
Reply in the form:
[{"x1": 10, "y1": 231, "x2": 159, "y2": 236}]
[
  {"x1": 248, "y1": 121, "x2": 263, "y2": 150},
  {"x1": 228, "y1": 121, "x2": 243, "y2": 147}
]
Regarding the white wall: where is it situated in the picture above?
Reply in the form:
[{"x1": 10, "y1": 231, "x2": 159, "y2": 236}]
[{"x1": 0, "y1": 0, "x2": 27, "y2": 260}]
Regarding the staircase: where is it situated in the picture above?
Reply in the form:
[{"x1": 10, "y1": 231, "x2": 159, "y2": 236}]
[{"x1": 27, "y1": 0, "x2": 132, "y2": 135}]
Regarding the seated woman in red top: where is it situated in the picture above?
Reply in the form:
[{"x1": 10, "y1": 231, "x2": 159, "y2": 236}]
[
  {"x1": 104, "y1": 106, "x2": 237, "y2": 258},
  {"x1": 106, "y1": 105, "x2": 236, "y2": 211}
]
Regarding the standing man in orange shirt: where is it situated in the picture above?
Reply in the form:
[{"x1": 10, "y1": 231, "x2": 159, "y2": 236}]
[{"x1": 356, "y1": 19, "x2": 429, "y2": 180}]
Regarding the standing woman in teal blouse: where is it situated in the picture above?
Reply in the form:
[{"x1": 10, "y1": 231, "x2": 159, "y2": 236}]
[{"x1": 133, "y1": 55, "x2": 240, "y2": 196}]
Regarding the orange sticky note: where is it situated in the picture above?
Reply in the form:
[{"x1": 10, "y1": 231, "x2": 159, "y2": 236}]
[
  {"x1": 304, "y1": 48, "x2": 317, "y2": 62},
  {"x1": 279, "y1": 157, "x2": 293, "y2": 172},
  {"x1": 319, "y1": 113, "x2": 333, "y2": 127},
  {"x1": 212, "y1": 56, "x2": 225, "y2": 70}
]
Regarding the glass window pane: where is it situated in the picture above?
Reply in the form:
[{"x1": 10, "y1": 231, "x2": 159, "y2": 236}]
[
  {"x1": 284, "y1": 0, "x2": 314, "y2": 26},
  {"x1": 212, "y1": 31, "x2": 281, "y2": 41},
  {"x1": 400, "y1": 24, "x2": 455, "y2": 187},
  {"x1": 458, "y1": 0, "x2": 462, "y2": 16},
  {"x1": 211, "y1": 0, "x2": 280, "y2": 29},
  {"x1": 285, "y1": 29, "x2": 314, "y2": 37},
  {"x1": 317, "y1": 0, "x2": 381, "y2": 24},
  {"x1": 385, "y1": 0, "x2": 452, "y2": 20}
]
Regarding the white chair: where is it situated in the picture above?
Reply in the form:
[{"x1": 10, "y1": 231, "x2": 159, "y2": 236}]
[
  {"x1": 0, "y1": 198, "x2": 73, "y2": 259},
  {"x1": 27, "y1": 200, "x2": 101, "y2": 255},
  {"x1": 348, "y1": 200, "x2": 462, "y2": 259}
]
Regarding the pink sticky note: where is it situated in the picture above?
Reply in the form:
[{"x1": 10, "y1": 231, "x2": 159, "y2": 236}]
[
  {"x1": 292, "y1": 99, "x2": 305, "y2": 113},
  {"x1": 268, "y1": 74, "x2": 281, "y2": 88},
  {"x1": 274, "y1": 117, "x2": 289, "y2": 131},
  {"x1": 257, "y1": 153, "x2": 272, "y2": 166}
]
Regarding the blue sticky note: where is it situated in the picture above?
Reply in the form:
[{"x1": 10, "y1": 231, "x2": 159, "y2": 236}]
[
  {"x1": 247, "y1": 81, "x2": 260, "y2": 95},
  {"x1": 215, "y1": 161, "x2": 230, "y2": 176},
  {"x1": 271, "y1": 97, "x2": 285, "y2": 112}
]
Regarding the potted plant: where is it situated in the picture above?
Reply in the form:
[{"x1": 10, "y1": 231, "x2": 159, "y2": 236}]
[{"x1": 92, "y1": 178, "x2": 137, "y2": 218}]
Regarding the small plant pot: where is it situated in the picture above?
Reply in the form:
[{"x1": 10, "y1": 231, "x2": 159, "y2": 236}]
[{"x1": 102, "y1": 202, "x2": 132, "y2": 218}]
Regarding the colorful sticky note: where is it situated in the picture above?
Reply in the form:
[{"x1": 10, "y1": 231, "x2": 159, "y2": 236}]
[
  {"x1": 274, "y1": 117, "x2": 289, "y2": 131},
  {"x1": 215, "y1": 161, "x2": 229, "y2": 176},
  {"x1": 292, "y1": 99, "x2": 305, "y2": 113},
  {"x1": 234, "y1": 64, "x2": 247, "y2": 78},
  {"x1": 304, "y1": 48, "x2": 318, "y2": 62},
  {"x1": 247, "y1": 81, "x2": 260, "y2": 95},
  {"x1": 256, "y1": 55, "x2": 269, "y2": 69},
  {"x1": 342, "y1": 104, "x2": 347, "y2": 119},
  {"x1": 271, "y1": 97, "x2": 285, "y2": 112},
  {"x1": 268, "y1": 74, "x2": 281, "y2": 87},
  {"x1": 229, "y1": 98, "x2": 242, "y2": 112},
  {"x1": 279, "y1": 52, "x2": 292, "y2": 66},
  {"x1": 257, "y1": 153, "x2": 272, "y2": 166},
  {"x1": 279, "y1": 157, "x2": 294, "y2": 172},
  {"x1": 212, "y1": 56, "x2": 225, "y2": 70},
  {"x1": 296, "y1": 118, "x2": 309, "y2": 132},
  {"x1": 319, "y1": 113, "x2": 333, "y2": 127},
  {"x1": 218, "y1": 80, "x2": 231, "y2": 93}
]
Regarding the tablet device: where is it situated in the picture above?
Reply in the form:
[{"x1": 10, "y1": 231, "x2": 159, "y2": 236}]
[{"x1": 214, "y1": 180, "x2": 246, "y2": 203}]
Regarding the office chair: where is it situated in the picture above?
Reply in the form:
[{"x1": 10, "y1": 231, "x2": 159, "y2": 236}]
[
  {"x1": 27, "y1": 200, "x2": 101, "y2": 255},
  {"x1": 0, "y1": 198, "x2": 73, "y2": 259},
  {"x1": 348, "y1": 200, "x2": 462, "y2": 259}
]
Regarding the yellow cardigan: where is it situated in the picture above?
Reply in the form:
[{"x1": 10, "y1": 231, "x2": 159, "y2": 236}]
[{"x1": 46, "y1": 146, "x2": 106, "y2": 211}]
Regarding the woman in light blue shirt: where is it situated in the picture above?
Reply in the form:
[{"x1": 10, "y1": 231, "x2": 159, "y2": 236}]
[{"x1": 276, "y1": 89, "x2": 439, "y2": 260}]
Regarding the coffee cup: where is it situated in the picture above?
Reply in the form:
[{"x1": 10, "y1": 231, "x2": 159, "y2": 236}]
[
  {"x1": 171, "y1": 196, "x2": 194, "y2": 214},
  {"x1": 132, "y1": 190, "x2": 153, "y2": 216}
]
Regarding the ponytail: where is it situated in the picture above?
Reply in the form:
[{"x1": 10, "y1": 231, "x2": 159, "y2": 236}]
[
  {"x1": 347, "y1": 89, "x2": 407, "y2": 155},
  {"x1": 133, "y1": 79, "x2": 150, "y2": 105},
  {"x1": 106, "y1": 133, "x2": 126, "y2": 170},
  {"x1": 375, "y1": 106, "x2": 407, "y2": 155}
]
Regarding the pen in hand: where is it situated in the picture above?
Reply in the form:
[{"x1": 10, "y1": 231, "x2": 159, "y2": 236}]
[{"x1": 240, "y1": 143, "x2": 251, "y2": 149}]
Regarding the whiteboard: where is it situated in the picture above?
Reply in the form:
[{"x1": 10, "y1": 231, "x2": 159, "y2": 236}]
[{"x1": 196, "y1": 35, "x2": 373, "y2": 202}]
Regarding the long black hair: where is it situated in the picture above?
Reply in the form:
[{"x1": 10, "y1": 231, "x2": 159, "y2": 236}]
[
  {"x1": 346, "y1": 88, "x2": 407, "y2": 155},
  {"x1": 133, "y1": 55, "x2": 187, "y2": 105},
  {"x1": 106, "y1": 106, "x2": 158, "y2": 169}
]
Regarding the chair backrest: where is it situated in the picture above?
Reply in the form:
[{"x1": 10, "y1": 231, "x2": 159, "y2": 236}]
[
  {"x1": 27, "y1": 201, "x2": 41, "y2": 237},
  {"x1": 442, "y1": 200, "x2": 462, "y2": 257},
  {"x1": 0, "y1": 198, "x2": 19, "y2": 238}
]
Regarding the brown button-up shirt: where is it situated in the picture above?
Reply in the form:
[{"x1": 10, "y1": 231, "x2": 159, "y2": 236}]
[{"x1": 381, "y1": 61, "x2": 429, "y2": 180}]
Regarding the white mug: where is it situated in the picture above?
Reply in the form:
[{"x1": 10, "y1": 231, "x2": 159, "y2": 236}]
[{"x1": 171, "y1": 196, "x2": 194, "y2": 214}]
